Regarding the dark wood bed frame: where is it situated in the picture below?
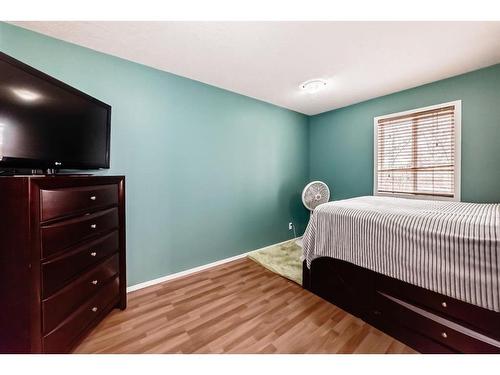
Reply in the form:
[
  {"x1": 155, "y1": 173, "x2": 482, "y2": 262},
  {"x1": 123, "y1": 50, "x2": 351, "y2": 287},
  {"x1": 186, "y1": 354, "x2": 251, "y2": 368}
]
[{"x1": 303, "y1": 257, "x2": 500, "y2": 353}]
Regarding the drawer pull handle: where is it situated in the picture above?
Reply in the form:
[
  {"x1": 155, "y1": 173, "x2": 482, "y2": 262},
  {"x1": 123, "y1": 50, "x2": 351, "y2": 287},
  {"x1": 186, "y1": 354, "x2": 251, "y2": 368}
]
[
  {"x1": 90, "y1": 224, "x2": 97, "y2": 229},
  {"x1": 441, "y1": 332, "x2": 448, "y2": 339},
  {"x1": 90, "y1": 195, "x2": 97, "y2": 201},
  {"x1": 91, "y1": 280, "x2": 98, "y2": 285},
  {"x1": 91, "y1": 307, "x2": 98, "y2": 313},
  {"x1": 441, "y1": 301, "x2": 447, "y2": 308},
  {"x1": 90, "y1": 252, "x2": 97, "y2": 257}
]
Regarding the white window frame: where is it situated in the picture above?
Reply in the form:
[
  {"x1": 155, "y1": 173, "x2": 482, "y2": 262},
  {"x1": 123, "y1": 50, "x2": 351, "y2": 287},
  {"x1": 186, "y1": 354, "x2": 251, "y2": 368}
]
[{"x1": 373, "y1": 100, "x2": 462, "y2": 202}]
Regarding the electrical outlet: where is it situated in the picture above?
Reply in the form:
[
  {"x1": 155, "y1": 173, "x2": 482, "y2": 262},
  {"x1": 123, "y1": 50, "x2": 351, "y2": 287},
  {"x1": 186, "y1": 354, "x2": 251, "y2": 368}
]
[{"x1": 288, "y1": 222, "x2": 293, "y2": 230}]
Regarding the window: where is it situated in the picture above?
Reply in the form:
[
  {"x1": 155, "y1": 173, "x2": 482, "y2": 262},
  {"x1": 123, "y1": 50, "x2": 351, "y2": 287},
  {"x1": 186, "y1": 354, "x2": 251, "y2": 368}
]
[{"x1": 374, "y1": 101, "x2": 461, "y2": 201}]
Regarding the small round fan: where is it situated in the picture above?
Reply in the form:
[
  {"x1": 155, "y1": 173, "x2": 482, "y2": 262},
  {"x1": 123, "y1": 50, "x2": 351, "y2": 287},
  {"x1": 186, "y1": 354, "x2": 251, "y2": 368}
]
[{"x1": 301, "y1": 181, "x2": 330, "y2": 211}]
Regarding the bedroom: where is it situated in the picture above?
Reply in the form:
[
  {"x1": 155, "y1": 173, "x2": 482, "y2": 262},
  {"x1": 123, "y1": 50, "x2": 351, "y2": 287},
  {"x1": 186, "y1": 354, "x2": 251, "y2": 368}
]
[{"x1": 1, "y1": 0, "x2": 500, "y2": 372}]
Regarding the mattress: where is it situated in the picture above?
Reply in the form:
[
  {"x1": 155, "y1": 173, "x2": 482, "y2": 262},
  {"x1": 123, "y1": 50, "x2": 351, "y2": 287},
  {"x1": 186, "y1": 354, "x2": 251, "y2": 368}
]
[{"x1": 303, "y1": 196, "x2": 500, "y2": 312}]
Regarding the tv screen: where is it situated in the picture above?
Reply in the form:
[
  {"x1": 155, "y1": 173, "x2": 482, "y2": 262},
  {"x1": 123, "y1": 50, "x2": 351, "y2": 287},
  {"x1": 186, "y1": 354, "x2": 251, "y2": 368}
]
[{"x1": 0, "y1": 52, "x2": 111, "y2": 170}]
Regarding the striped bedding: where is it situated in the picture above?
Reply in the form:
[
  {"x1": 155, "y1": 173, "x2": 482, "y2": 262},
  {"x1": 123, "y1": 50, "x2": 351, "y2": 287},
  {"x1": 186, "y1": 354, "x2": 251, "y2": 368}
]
[{"x1": 302, "y1": 196, "x2": 500, "y2": 312}]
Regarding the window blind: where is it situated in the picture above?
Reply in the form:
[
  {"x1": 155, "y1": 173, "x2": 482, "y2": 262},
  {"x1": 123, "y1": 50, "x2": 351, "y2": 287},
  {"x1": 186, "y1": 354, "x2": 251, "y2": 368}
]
[{"x1": 376, "y1": 104, "x2": 456, "y2": 198}]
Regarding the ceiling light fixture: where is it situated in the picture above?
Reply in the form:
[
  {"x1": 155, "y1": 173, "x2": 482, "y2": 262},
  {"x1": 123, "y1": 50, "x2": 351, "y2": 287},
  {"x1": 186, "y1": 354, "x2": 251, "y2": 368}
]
[{"x1": 300, "y1": 79, "x2": 327, "y2": 94}]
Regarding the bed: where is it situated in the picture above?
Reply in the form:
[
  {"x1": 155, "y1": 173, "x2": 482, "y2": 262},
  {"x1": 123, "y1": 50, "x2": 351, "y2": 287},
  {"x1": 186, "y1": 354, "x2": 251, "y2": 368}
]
[{"x1": 302, "y1": 196, "x2": 500, "y2": 353}]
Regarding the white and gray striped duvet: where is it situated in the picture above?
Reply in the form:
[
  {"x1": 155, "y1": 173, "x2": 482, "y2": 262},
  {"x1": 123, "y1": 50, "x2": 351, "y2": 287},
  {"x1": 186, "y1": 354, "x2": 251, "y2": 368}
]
[{"x1": 303, "y1": 196, "x2": 500, "y2": 312}]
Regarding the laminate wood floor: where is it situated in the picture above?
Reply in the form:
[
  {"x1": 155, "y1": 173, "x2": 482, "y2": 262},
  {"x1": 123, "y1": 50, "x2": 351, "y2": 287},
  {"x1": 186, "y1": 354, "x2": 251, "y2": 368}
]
[{"x1": 74, "y1": 258, "x2": 417, "y2": 354}]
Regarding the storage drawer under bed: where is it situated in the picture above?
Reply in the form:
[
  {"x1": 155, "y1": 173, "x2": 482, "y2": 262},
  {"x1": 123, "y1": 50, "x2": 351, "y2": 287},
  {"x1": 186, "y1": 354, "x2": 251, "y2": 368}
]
[
  {"x1": 376, "y1": 274, "x2": 500, "y2": 341},
  {"x1": 305, "y1": 257, "x2": 500, "y2": 354},
  {"x1": 373, "y1": 291, "x2": 500, "y2": 353}
]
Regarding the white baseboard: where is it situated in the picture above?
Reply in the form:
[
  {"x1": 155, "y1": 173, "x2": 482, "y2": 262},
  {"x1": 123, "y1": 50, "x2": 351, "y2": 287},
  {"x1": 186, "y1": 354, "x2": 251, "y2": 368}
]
[{"x1": 126, "y1": 236, "x2": 300, "y2": 293}]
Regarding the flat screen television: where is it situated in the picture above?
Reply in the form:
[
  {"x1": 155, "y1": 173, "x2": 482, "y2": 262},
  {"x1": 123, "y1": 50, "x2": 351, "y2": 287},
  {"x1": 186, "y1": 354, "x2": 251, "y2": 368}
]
[{"x1": 0, "y1": 51, "x2": 111, "y2": 172}]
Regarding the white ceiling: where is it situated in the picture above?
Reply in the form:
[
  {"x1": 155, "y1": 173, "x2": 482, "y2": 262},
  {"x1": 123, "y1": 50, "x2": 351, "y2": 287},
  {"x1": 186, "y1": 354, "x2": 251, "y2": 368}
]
[{"x1": 10, "y1": 21, "x2": 500, "y2": 115}]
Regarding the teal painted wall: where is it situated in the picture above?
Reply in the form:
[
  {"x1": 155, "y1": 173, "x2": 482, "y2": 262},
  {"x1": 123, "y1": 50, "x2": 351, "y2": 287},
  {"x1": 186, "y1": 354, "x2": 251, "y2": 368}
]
[
  {"x1": 309, "y1": 64, "x2": 500, "y2": 203},
  {"x1": 0, "y1": 23, "x2": 309, "y2": 285}
]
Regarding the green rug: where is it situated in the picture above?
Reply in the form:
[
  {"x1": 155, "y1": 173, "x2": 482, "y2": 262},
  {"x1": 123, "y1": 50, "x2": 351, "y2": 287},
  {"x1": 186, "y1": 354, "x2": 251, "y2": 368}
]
[{"x1": 247, "y1": 239, "x2": 303, "y2": 285}]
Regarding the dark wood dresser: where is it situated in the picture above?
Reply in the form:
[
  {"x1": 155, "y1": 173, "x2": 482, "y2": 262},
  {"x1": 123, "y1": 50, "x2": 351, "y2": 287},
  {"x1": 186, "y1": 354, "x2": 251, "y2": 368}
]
[{"x1": 0, "y1": 175, "x2": 126, "y2": 353}]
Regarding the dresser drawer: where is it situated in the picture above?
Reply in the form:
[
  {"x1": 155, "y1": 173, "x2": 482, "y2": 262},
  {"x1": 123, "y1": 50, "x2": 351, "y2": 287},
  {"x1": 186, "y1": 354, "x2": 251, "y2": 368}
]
[
  {"x1": 42, "y1": 231, "x2": 119, "y2": 297},
  {"x1": 43, "y1": 254, "x2": 119, "y2": 334},
  {"x1": 40, "y1": 184, "x2": 118, "y2": 222},
  {"x1": 43, "y1": 276, "x2": 119, "y2": 353},
  {"x1": 41, "y1": 207, "x2": 119, "y2": 258}
]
